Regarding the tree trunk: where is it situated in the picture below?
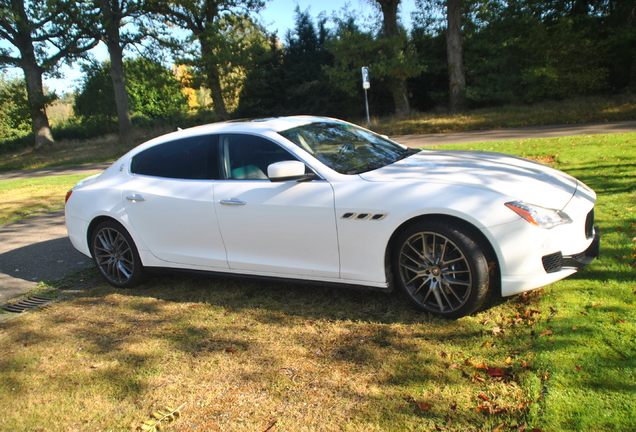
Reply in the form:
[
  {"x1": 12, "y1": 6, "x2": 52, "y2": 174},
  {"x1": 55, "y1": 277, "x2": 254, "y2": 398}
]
[
  {"x1": 22, "y1": 62, "x2": 54, "y2": 149},
  {"x1": 446, "y1": 0, "x2": 466, "y2": 113},
  {"x1": 101, "y1": 0, "x2": 133, "y2": 139},
  {"x1": 13, "y1": 0, "x2": 54, "y2": 148},
  {"x1": 107, "y1": 40, "x2": 134, "y2": 138},
  {"x1": 376, "y1": 0, "x2": 410, "y2": 117},
  {"x1": 200, "y1": 38, "x2": 229, "y2": 120},
  {"x1": 207, "y1": 68, "x2": 229, "y2": 120}
]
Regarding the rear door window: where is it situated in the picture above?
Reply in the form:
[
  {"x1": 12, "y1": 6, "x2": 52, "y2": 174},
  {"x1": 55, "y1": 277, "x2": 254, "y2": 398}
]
[{"x1": 131, "y1": 135, "x2": 220, "y2": 180}]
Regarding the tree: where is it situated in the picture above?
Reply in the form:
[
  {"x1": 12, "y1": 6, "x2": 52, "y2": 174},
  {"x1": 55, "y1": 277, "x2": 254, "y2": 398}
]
[
  {"x1": 74, "y1": 57, "x2": 188, "y2": 125},
  {"x1": 325, "y1": 9, "x2": 422, "y2": 117},
  {"x1": 371, "y1": 0, "x2": 414, "y2": 116},
  {"x1": 71, "y1": 0, "x2": 153, "y2": 138},
  {"x1": 281, "y1": 7, "x2": 338, "y2": 115},
  {"x1": 235, "y1": 33, "x2": 286, "y2": 117},
  {"x1": 150, "y1": 0, "x2": 265, "y2": 121},
  {"x1": 446, "y1": 0, "x2": 466, "y2": 112},
  {"x1": 0, "y1": 0, "x2": 97, "y2": 148}
]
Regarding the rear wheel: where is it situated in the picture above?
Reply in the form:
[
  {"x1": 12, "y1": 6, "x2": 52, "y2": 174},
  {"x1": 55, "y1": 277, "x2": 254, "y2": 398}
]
[
  {"x1": 90, "y1": 220, "x2": 146, "y2": 288},
  {"x1": 393, "y1": 220, "x2": 490, "y2": 319}
]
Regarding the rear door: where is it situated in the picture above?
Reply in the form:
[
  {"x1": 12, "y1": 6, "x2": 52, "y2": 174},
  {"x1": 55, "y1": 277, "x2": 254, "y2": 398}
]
[{"x1": 123, "y1": 134, "x2": 228, "y2": 269}]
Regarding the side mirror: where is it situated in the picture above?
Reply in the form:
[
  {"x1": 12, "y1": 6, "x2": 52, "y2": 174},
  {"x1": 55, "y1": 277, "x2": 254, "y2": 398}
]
[{"x1": 267, "y1": 161, "x2": 316, "y2": 182}]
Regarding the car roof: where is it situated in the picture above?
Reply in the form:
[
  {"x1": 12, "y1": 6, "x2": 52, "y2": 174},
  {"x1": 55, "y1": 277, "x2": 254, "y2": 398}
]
[
  {"x1": 182, "y1": 115, "x2": 341, "y2": 135},
  {"x1": 126, "y1": 116, "x2": 346, "y2": 156}
]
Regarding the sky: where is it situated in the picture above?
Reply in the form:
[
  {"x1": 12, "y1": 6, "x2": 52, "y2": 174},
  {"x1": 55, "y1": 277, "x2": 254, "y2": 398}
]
[{"x1": 2, "y1": 0, "x2": 417, "y2": 94}]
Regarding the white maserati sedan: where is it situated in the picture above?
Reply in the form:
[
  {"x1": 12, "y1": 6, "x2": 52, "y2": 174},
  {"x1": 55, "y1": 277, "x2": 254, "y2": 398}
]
[{"x1": 65, "y1": 116, "x2": 599, "y2": 318}]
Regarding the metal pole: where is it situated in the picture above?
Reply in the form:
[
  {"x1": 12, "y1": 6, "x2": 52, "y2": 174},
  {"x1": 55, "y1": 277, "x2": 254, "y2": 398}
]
[{"x1": 364, "y1": 88, "x2": 370, "y2": 128}]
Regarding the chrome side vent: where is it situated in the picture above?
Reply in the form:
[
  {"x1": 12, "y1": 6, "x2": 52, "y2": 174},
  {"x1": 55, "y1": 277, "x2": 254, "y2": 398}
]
[{"x1": 340, "y1": 212, "x2": 387, "y2": 221}]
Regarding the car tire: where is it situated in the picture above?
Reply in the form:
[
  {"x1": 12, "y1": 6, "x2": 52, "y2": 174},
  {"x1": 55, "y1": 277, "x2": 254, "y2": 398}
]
[
  {"x1": 393, "y1": 220, "x2": 490, "y2": 319},
  {"x1": 90, "y1": 220, "x2": 146, "y2": 288}
]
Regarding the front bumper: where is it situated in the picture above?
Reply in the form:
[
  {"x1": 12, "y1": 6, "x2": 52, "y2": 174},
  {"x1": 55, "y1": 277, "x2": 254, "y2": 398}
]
[{"x1": 542, "y1": 226, "x2": 600, "y2": 273}]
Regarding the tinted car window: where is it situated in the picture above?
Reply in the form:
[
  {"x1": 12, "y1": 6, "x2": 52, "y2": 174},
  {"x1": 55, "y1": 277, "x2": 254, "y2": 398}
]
[
  {"x1": 220, "y1": 134, "x2": 297, "y2": 180},
  {"x1": 131, "y1": 135, "x2": 220, "y2": 180}
]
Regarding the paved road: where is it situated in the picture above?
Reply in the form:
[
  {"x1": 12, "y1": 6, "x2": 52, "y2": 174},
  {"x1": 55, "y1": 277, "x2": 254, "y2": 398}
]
[
  {"x1": 1, "y1": 121, "x2": 635, "y2": 303},
  {"x1": 0, "y1": 210, "x2": 90, "y2": 302}
]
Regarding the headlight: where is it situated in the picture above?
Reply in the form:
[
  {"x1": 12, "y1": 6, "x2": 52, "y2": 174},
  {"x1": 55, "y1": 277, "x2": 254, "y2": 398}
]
[{"x1": 505, "y1": 201, "x2": 572, "y2": 229}]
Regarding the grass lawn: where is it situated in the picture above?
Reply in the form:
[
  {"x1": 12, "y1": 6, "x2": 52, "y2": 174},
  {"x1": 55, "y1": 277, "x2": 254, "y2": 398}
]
[
  {"x1": 0, "y1": 174, "x2": 91, "y2": 223},
  {"x1": 0, "y1": 133, "x2": 634, "y2": 431}
]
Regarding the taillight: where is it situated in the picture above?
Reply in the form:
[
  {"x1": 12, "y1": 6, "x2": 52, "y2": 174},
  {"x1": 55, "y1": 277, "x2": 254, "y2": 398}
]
[{"x1": 65, "y1": 190, "x2": 73, "y2": 203}]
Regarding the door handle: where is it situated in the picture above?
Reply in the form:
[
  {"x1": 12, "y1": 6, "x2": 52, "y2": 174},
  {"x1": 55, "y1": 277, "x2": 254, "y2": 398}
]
[
  {"x1": 126, "y1": 194, "x2": 146, "y2": 202},
  {"x1": 220, "y1": 199, "x2": 246, "y2": 206}
]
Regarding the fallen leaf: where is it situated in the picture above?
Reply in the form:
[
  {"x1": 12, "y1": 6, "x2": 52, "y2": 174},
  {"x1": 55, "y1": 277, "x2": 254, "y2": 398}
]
[
  {"x1": 522, "y1": 361, "x2": 529, "y2": 368},
  {"x1": 492, "y1": 327, "x2": 503, "y2": 335},
  {"x1": 617, "y1": 319, "x2": 626, "y2": 323},
  {"x1": 225, "y1": 348, "x2": 236, "y2": 354},
  {"x1": 592, "y1": 302, "x2": 605, "y2": 307},
  {"x1": 473, "y1": 375, "x2": 486, "y2": 383},
  {"x1": 575, "y1": 366, "x2": 582, "y2": 371},
  {"x1": 571, "y1": 326, "x2": 578, "y2": 330},
  {"x1": 475, "y1": 405, "x2": 490, "y2": 413},
  {"x1": 448, "y1": 363, "x2": 460, "y2": 369},
  {"x1": 439, "y1": 350, "x2": 449, "y2": 358},
  {"x1": 417, "y1": 401, "x2": 432, "y2": 411},
  {"x1": 487, "y1": 368, "x2": 505, "y2": 377},
  {"x1": 579, "y1": 311, "x2": 588, "y2": 316},
  {"x1": 478, "y1": 394, "x2": 490, "y2": 401},
  {"x1": 475, "y1": 363, "x2": 489, "y2": 369},
  {"x1": 539, "y1": 330, "x2": 553, "y2": 337},
  {"x1": 505, "y1": 357, "x2": 512, "y2": 364},
  {"x1": 493, "y1": 423, "x2": 506, "y2": 432}
]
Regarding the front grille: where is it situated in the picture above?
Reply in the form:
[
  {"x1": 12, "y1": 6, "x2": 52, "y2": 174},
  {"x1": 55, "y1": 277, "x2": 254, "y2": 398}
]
[
  {"x1": 585, "y1": 209, "x2": 595, "y2": 239},
  {"x1": 542, "y1": 252, "x2": 563, "y2": 273}
]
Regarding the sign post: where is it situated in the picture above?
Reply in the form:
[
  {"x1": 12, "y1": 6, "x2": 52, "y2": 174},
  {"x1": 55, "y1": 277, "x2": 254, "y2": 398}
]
[{"x1": 361, "y1": 66, "x2": 371, "y2": 128}]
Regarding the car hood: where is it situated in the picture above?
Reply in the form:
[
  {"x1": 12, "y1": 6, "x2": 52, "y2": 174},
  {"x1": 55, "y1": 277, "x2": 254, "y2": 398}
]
[{"x1": 359, "y1": 150, "x2": 581, "y2": 209}]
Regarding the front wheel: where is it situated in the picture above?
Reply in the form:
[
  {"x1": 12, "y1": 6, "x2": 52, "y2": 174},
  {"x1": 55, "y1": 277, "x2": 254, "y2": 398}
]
[
  {"x1": 393, "y1": 220, "x2": 491, "y2": 319},
  {"x1": 90, "y1": 220, "x2": 146, "y2": 288}
]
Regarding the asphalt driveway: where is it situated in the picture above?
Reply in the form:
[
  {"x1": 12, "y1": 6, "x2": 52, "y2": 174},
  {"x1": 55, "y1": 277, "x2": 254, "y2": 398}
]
[{"x1": 1, "y1": 121, "x2": 635, "y2": 303}]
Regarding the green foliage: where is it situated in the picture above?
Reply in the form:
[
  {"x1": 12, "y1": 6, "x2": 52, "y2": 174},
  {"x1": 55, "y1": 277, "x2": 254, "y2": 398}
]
[
  {"x1": 73, "y1": 58, "x2": 188, "y2": 126},
  {"x1": 0, "y1": 75, "x2": 31, "y2": 141},
  {"x1": 411, "y1": 0, "x2": 636, "y2": 109},
  {"x1": 520, "y1": 17, "x2": 609, "y2": 102}
]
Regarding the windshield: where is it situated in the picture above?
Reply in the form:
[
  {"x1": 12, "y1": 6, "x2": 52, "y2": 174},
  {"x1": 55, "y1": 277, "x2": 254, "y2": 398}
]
[{"x1": 278, "y1": 121, "x2": 419, "y2": 174}]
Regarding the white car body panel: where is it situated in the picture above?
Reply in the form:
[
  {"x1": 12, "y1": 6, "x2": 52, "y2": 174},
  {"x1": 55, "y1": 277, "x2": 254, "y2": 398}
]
[
  {"x1": 122, "y1": 176, "x2": 228, "y2": 268},
  {"x1": 213, "y1": 179, "x2": 340, "y2": 277}
]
